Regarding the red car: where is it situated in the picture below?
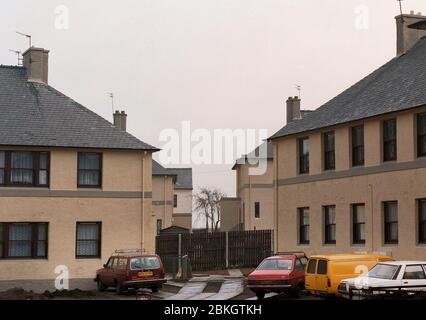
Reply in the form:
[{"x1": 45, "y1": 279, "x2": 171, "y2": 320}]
[
  {"x1": 247, "y1": 252, "x2": 308, "y2": 299},
  {"x1": 95, "y1": 250, "x2": 167, "y2": 294}
]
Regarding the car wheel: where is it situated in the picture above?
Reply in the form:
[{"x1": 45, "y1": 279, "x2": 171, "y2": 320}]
[
  {"x1": 115, "y1": 281, "x2": 123, "y2": 295},
  {"x1": 151, "y1": 285, "x2": 159, "y2": 293},
  {"x1": 256, "y1": 292, "x2": 265, "y2": 300},
  {"x1": 96, "y1": 278, "x2": 107, "y2": 292}
]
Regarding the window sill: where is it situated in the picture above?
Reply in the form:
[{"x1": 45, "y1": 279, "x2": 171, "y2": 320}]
[
  {"x1": 383, "y1": 243, "x2": 399, "y2": 247},
  {"x1": 351, "y1": 243, "x2": 366, "y2": 247},
  {"x1": 0, "y1": 186, "x2": 50, "y2": 189},
  {"x1": 77, "y1": 187, "x2": 103, "y2": 191},
  {"x1": 0, "y1": 258, "x2": 48, "y2": 261},
  {"x1": 297, "y1": 172, "x2": 310, "y2": 177},
  {"x1": 76, "y1": 257, "x2": 102, "y2": 260}
]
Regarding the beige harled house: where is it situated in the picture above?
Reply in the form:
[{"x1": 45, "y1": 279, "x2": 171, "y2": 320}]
[
  {"x1": 0, "y1": 47, "x2": 159, "y2": 291},
  {"x1": 168, "y1": 168, "x2": 193, "y2": 231},
  {"x1": 221, "y1": 98, "x2": 311, "y2": 232},
  {"x1": 221, "y1": 142, "x2": 274, "y2": 231},
  {"x1": 269, "y1": 13, "x2": 426, "y2": 259},
  {"x1": 152, "y1": 164, "x2": 193, "y2": 233},
  {"x1": 152, "y1": 160, "x2": 176, "y2": 233}
]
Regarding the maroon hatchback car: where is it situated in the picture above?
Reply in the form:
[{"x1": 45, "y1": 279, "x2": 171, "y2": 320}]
[
  {"x1": 95, "y1": 250, "x2": 167, "y2": 294},
  {"x1": 247, "y1": 252, "x2": 308, "y2": 299}
]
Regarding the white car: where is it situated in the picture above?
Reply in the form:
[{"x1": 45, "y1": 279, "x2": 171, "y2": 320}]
[{"x1": 339, "y1": 261, "x2": 426, "y2": 300}]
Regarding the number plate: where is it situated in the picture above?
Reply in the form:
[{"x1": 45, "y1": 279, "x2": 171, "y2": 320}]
[{"x1": 138, "y1": 271, "x2": 153, "y2": 277}]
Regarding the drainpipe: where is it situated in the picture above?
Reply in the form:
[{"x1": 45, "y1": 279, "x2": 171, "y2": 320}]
[
  {"x1": 164, "y1": 175, "x2": 167, "y2": 227},
  {"x1": 369, "y1": 184, "x2": 374, "y2": 253},
  {"x1": 141, "y1": 151, "x2": 146, "y2": 250},
  {"x1": 248, "y1": 173, "x2": 252, "y2": 230},
  {"x1": 273, "y1": 143, "x2": 279, "y2": 253}
]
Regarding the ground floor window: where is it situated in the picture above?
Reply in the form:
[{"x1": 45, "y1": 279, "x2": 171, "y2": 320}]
[
  {"x1": 352, "y1": 204, "x2": 365, "y2": 244},
  {"x1": 254, "y1": 202, "x2": 260, "y2": 219},
  {"x1": 0, "y1": 222, "x2": 48, "y2": 259},
  {"x1": 157, "y1": 219, "x2": 163, "y2": 236},
  {"x1": 324, "y1": 205, "x2": 336, "y2": 244},
  {"x1": 298, "y1": 208, "x2": 310, "y2": 245},
  {"x1": 384, "y1": 201, "x2": 398, "y2": 244},
  {"x1": 419, "y1": 199, "x2": 426, "y2": 244},
  {"x1": 76, "y1": 222, "x2": 101, "y2": 258}
]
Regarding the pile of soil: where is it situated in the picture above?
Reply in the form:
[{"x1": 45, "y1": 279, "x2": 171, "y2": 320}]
[
  {"x1": 0, "y1": 288, "x2": 51, "y2": 300},
  {"x1": 0, "y1": 288, "x2": 98, "y2": 300},
  {"x1": 43, "y1": 289, "x2": 97, "y2": 298}
]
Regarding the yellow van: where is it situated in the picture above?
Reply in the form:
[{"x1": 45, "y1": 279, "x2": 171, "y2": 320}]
[{"x1": 305, "y1": 254, "x2": 394, "y2": 296}]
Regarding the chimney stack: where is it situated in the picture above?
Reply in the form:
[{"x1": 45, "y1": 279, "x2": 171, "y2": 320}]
[
  {"x1": 286, "y1": 96, "x2": 301, "y2": 123},
  {"x1": 22, "y1": 47, "x2": 49, "y2": 84},
  {"x1": 396, "y1": 12, "x2": 426, "y2": 55},
  {"x1": 113, "y1": 110, "x2": 127, "y2": 131}
]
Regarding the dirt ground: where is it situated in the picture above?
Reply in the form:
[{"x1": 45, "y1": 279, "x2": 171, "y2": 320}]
[{"x1": 0, "y1": 287, "x2": 159, "y2": 300}]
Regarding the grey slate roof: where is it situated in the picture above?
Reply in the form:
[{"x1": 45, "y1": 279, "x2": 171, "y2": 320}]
[
  {"x1": 152, "y1": 160, "x2": 173, "y2": 176},
  {"x1": 167, "y1": 168, "x2": 193, "y2": 190},
  {"x1": 232, "y1": 141, "x2": 273, "y2": 170},
  {"x1": 0, "y1": 65, "x2": 158, "y2": 150},
  {"x1": 270, "y1": 37, "x2": 426, "y2": 140}
]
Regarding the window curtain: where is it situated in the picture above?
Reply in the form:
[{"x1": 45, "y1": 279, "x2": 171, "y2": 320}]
[
  {"x1": 38, "y1": 153, "x2": 48, "y2": 185},
  {"x1": 9, "y1": 223, "x2": 32, "y2": 257},
  {"x1": 11, "y1": 152, "x2": 33, "y2": 184},
  {"x1": 0, "y1": 152, "x2": 4, "y2": 184},
  {"x1": 0, "y1": 223, "x2": 3, "y2": 257},
  {"x1": 76, "y1": 223, "x2": 99, "y2": 256},
  {"x1": 37, "y1": 223, "x2": 47, "y2": 257},
  {"x1": 78, "y1": 154, "x2": 100, "y2": 186}
]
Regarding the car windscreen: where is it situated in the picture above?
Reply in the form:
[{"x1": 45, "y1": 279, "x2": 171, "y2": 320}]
[
  {"x1": 130, "y1": 257, "x2": 161, "y2": 270},
  {"x1": 257, "y1": 259, "x2": 293, "y2": 270},
  {"x1": 366, "y1": 264, "x2": 399, "y2": 280}
]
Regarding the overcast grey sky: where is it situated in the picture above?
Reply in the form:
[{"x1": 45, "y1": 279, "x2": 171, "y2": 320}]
[{"x1": 1, "y1": 0, "x2": 426, "y2": 197}]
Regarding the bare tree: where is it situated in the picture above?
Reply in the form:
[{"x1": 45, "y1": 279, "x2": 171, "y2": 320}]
[{"x1": 193, "y1": 187, "x2": 225, "y2": 232}]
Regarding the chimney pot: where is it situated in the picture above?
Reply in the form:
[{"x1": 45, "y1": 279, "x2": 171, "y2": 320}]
[
  {"x1": 395, "y1": 12, "x2": 426, "y2": 55},
  {"x1": 286, "y1": 96, "x2": 301, "y2": 124},
  {"x1": 113, "y1": 110, "x2": 127, "y2": 131},
  {"x1": 22, "y1": 47, "x2": 49, "y2": 84}
]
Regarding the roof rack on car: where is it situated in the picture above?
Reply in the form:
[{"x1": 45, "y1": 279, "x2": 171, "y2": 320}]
[
  {"x1": 274, "y1": 251, "x2": 307, "y2": 256},
  {"x1": 112, "y1": 249, "x2": 146, "y2": 254}
]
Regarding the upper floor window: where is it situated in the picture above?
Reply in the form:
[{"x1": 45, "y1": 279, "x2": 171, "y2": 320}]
[
  {"x1": 173, "y1": 194, "x2": 178, "y2": 208},
  {"x1": 323, "y1": 131, "x2": 335, "y2": 171},
  {"x1": 352, "y1": 126, "x2": 364, "y2": 166},
  {"x1": 324, "y1": 205, "x2": 336, "y2": 244},
  {"x1": 384, "y1": 201, "x2": 398, "y2": 244},
  {"x1": 0, "y1": 151, "x2": 49, "y2": 187},
  {"x1": 0, "y1": 152, "x2": 4, "y2": 185},
  {"x1": 298, "y1": 207, "x2": 310, "y2": 244},
  {"x1": 417, "y1": 113, "x2": 426, "y2": 157},
  {"x1": 383, "y1": 119, "x2": 397, "y2": 162},
  {"x1": 255, "y1": 202, "x2": 260, "y2": 219},
  {"x1": 78, "y1": 153, "x2": 102, "y2": 188},
  {"x1": 298, "y1": 137, "x2": 309, "y2": 174},
  {"x1": 0, "y1": 222, "x2": 48, "y2": 259},
  {"x1": 352, "y1": 204, "x2": 365, "y2": 244}
]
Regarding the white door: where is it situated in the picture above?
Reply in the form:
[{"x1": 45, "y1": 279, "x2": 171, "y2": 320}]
[{"x1": 401, "y1": 264, "x2": 426, "y2": 292}]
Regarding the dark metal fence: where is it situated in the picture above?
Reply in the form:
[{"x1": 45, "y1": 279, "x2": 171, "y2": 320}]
[{"x1": 156, "y1": 229, "x2": 272, "y2": 273}]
